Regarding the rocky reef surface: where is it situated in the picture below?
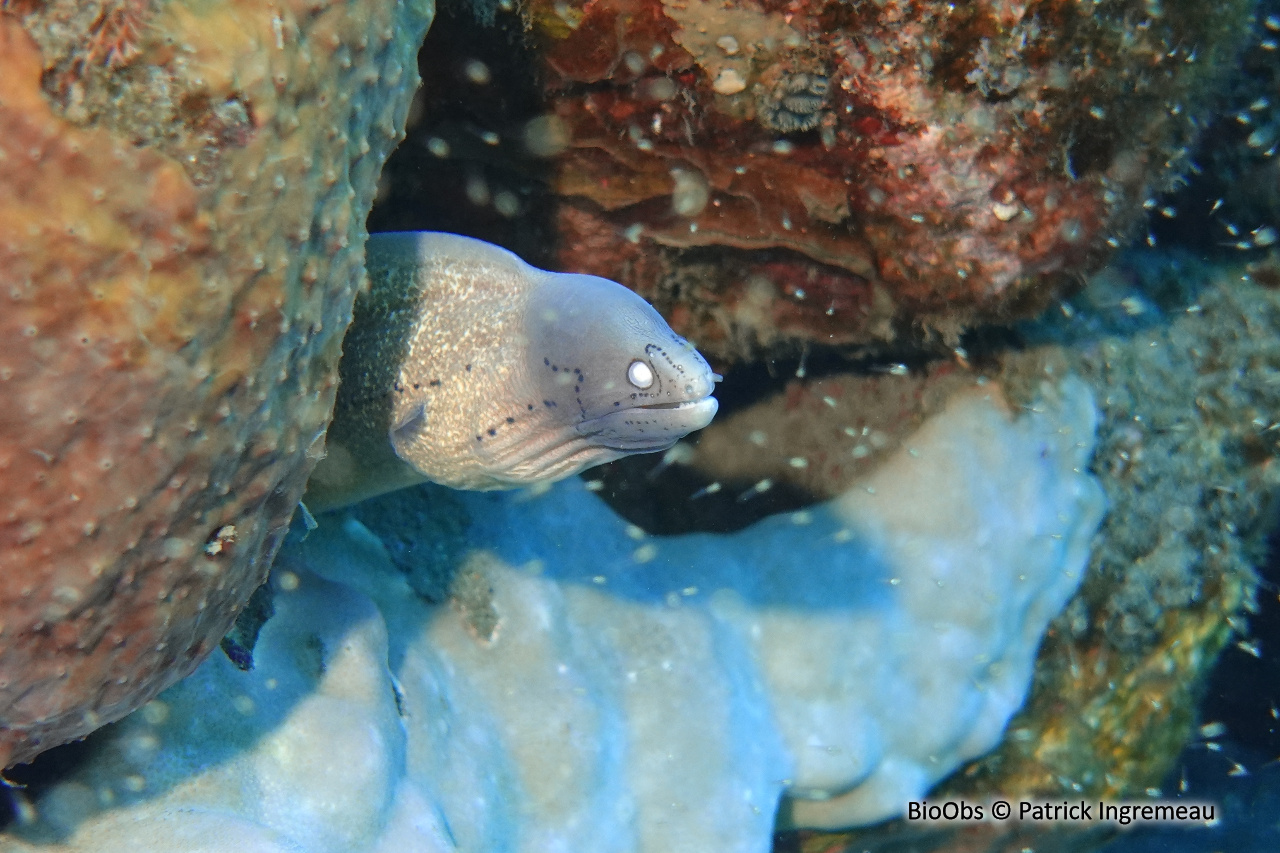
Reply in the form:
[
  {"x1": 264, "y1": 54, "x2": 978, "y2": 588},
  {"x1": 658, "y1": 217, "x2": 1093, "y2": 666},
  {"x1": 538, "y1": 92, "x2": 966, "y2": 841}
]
[
  {"x1": 0, "y1": 0, "x2": 432, "y2": 767},
  {"x1": 785, "y1": 251, "x2": 1280, "y2": 852}
]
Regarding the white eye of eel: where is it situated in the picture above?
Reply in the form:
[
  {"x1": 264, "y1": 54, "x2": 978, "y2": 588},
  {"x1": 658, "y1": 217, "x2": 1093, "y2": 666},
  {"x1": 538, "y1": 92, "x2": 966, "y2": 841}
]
[{"x1": 627, "y1": 359, "x2": 654, "y2": 389}]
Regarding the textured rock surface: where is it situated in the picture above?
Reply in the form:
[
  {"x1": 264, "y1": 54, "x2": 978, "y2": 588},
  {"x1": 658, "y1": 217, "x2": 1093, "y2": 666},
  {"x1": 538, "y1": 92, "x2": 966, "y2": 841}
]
[
  {"x1": 789, "y1": 252, "x2": 1280, "y2": 852},
  {"x1": 0, "y1": 376, "x2": 1104, "y2": 850},
  {"x1": 524, "y1": 0, "x2": 1256, "y2": 360},
  {"x1": 0, "y1": 0, "x2": 432, "y2": 767}
]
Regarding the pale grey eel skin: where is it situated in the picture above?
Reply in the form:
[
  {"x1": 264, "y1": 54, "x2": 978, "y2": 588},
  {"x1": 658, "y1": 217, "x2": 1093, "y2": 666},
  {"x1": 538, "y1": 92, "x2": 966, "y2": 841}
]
[{"x1": 304, "y1": 231, "x2": 719, "y2": 511}]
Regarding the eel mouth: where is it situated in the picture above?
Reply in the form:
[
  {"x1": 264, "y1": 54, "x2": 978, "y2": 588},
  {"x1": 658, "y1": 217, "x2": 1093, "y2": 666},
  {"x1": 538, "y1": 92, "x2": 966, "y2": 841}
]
[
  {"x1": 639, "y1": 399, "x2": 706, "y2": 411},
  {"x1": 575, "y1": 396, "x2": 719, "y2": 451}
]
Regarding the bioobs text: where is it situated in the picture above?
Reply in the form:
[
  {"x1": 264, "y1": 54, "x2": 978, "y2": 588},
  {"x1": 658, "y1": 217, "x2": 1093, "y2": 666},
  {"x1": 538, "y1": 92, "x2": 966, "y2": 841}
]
[{"x1": 906, "y1": 801, "x2": 986, "y2": 821}]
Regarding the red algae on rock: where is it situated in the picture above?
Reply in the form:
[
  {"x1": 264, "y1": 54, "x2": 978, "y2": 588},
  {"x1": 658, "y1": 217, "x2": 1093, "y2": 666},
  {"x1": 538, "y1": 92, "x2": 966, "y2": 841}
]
[
  {"x1": 525, "y1": 0, "x2": 1255, "y2": 360},
  {"x1": 0, "y1": 0, "x2": 431, "y2": 768}
]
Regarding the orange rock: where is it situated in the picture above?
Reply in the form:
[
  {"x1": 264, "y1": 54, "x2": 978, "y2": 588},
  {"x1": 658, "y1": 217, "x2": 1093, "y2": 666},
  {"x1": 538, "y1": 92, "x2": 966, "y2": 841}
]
[
  {"x1": 0, "y1": 0, "x2": 431, "y2": 767},
  {"x1": 523, "y1": 0, "x2": 1255, "y2": 359}
]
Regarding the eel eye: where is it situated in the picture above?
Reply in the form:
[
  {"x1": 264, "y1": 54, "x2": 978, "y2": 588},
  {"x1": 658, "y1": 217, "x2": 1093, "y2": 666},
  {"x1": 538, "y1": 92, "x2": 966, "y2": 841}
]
[{"x1": 627, "y1": 359, "x2": 654, "y2": 389}]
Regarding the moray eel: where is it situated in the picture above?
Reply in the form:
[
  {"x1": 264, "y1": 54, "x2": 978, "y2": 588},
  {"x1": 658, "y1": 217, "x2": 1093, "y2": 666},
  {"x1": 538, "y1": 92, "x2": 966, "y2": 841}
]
[{"x1": 304, "y1": 232, "x2": 719, "y2": 511}]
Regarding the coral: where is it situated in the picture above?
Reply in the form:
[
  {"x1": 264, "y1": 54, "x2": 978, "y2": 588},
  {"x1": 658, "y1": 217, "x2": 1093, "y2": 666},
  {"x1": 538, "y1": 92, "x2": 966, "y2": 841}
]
[
  {"x1": 516, "y1": 0, "x2": 1258, "y2": 361},
  {"x1": 982, "y1": 252, "x2": 1280, "y2": 781},
  {"x1": 0, "y1": 0, "x2": 432, "y2": 768},
  {"x1": 0, "y1": 375, "x2": 1104, "y2": 850},
  {"x1": 754, "y1": 67, "x2": 830, "y2": 134}
]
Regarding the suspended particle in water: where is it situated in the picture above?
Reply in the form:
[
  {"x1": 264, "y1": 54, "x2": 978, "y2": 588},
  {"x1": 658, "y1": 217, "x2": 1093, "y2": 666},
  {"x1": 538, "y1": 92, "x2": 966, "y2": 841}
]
[
  {"x1": 464, "y1": 59, "x2": 492, "y2": 85},
  {"x1": 670, "y1": 168, "x2": 710, "y2": 217}
]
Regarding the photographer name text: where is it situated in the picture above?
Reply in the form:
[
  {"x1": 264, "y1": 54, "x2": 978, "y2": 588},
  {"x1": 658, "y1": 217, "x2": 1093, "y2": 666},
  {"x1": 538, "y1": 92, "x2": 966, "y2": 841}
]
[{"x1": 906, "y1": 799, "x2": 1216, "y2": 826}]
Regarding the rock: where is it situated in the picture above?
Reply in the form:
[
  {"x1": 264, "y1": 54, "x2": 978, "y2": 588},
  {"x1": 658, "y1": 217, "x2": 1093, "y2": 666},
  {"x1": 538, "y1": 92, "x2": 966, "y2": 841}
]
[
  {"x1": 0, "y1": 0, "x2": 432, "y2": 767},
  {"x1": 529, "y1": 0, "x2": 1254, "y2": 360},
  {"x1": 792, "y1": 251, "x2": 1280, "y2": 852}
]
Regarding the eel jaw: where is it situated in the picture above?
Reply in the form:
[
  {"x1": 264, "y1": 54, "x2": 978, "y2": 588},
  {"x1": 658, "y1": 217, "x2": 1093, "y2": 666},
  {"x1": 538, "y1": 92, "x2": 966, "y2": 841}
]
[{"x1": 574, "y1": 396, "x2": 719, "y2": 452}]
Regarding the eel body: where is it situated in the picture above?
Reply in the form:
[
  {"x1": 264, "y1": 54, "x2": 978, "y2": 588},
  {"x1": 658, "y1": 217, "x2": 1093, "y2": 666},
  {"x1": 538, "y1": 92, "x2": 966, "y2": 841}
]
[{"x1": 304, "y1": 232, "x2": 719, "y2": 510}]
